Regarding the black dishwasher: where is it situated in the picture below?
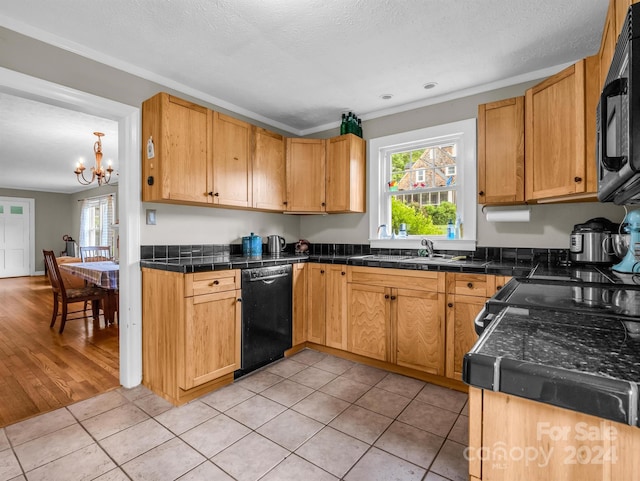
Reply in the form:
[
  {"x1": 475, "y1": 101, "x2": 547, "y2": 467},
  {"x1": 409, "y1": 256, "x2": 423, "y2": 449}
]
[{"x1": 236, "y1": 264, "x2": 292, "y2": 377}]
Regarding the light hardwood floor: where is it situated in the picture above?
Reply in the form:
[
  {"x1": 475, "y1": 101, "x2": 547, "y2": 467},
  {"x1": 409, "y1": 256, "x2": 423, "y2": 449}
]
[{"x1": 0, "y1": 275, "x2": 119, "y2": 427}]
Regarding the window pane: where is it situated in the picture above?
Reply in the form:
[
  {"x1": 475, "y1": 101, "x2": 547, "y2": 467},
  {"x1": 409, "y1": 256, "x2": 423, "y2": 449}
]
[
  {"x1": 10, "y1": 206, "x2": 23, "y2": 215},
  {"x1": 389, "y1": 143, "x2": 458, "y2": 236}
]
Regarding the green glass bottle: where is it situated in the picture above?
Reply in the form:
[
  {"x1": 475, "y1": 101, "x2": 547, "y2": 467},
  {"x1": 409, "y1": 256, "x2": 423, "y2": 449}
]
[{"x1": 340, "y1": 113, "x2": 347, "y2": 135}]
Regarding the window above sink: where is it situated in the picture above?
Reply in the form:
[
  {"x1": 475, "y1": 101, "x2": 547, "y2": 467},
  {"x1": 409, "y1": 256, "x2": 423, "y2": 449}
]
[{"x1": 368, "y1": 118, "x2": 477, "y2": 251}]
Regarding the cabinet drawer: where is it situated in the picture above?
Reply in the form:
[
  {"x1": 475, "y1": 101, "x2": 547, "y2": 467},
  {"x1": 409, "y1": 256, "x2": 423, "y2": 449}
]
[
  {"x1": 185, "y1": 270, "x2": 241, "y2": 297},
  {"x1": 447, "y1": 273, "x2": 493, "y2": 297},
  {"x1": 348, "y1": 266, "x2": 443, "y2": 292}
]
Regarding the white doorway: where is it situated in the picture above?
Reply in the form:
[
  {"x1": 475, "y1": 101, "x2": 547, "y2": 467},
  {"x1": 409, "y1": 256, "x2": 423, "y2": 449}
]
[
  {"x1": 0, "y1": 66, "x2": 142, "y2": 389},
  {"x1": 0, "y1": 197, "x2": 34, "y2": 278}
]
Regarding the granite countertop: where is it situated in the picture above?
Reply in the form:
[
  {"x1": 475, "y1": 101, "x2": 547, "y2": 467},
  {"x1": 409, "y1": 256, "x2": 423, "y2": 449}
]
[
  {"x1": 140, "y1": 251, "x2": 534, "y2": 276},
  {"x1": 140, "y1": 253, "x2": 309, "y2": 273},
  {"x1": 464, "y1": 303, "x2": 640, "y2": 427}
]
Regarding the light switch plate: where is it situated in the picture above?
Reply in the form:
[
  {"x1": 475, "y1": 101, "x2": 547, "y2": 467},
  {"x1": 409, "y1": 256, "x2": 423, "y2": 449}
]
[{"x1": 146, "y1": 209, "x2": 156, "y2": 225}]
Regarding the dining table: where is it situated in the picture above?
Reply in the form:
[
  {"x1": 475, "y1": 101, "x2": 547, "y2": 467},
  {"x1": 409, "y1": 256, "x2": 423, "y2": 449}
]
[{"x1": 59, "y1": 261, "x2": 119, "y2": 324}]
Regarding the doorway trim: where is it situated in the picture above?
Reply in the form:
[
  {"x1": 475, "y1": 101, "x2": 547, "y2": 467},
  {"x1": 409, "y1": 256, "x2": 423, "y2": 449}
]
[{"x1": 0, "y1": 66, "x2": 142, "y2": 388}]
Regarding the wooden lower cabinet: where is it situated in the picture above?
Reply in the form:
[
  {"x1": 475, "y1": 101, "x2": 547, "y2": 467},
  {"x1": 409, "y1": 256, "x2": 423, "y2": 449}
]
[
  {"x1": 470, "y1": 388, "x2": 640, "y2": 481},
  {"x1": 142, "y1": 268, "x2": 241, "y2": 405},
  {"x1": 347, "y1": 283, "x2": 389, "y2": 361},
  {"x1": 306, "y1": 263, "x2": 347, "y2": 348},
  {"x1": 347, "y1": 267, "x2": 445, "y2": 372},
  {"x1": 292, "y1": 263, "x2": 307, "y2": 346},
  {"x1": 445, "y1": 273, "x2": 505, "y2": 381},
  {"x1": 395, "y1": 288, "x2": 445, "y2": 375},
  {"x1": 445, "y1": 294, "x2": 486, "y2": 380}
]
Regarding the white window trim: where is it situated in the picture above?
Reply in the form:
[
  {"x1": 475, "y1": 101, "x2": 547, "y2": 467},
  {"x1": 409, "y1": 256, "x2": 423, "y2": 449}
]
[{"x1": 368, "y1": 118, "x2": 477, "y2": 251}]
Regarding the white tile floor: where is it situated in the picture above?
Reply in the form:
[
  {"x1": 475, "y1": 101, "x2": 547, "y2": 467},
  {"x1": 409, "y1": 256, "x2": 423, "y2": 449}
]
[{"x1": 0, "y1": 349, "x2": 469, "y2": 481}]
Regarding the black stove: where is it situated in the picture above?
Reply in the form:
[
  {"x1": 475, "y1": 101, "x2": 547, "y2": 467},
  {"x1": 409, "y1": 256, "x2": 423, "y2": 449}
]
[{"x1": 475, "y1": 264, "x2": 640, "y2": 335}]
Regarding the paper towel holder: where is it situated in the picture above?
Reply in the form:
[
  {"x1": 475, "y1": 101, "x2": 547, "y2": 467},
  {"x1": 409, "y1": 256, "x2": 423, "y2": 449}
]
[{"x1": 482, "y1": 205, "x2": 531, "y2": 223}]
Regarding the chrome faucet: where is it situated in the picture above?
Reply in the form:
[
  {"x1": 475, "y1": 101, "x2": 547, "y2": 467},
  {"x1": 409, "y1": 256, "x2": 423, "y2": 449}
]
[{"x1": 420, "y1": 238, "x2": 434, "y2": 258}]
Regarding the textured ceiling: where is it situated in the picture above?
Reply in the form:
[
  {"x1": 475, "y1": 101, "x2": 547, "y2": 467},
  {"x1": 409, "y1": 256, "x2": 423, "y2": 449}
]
[
  {"x1": 0, "y1": 0, "x2": 609, "y2": 192},
  {"x1": 0, "y1": 93, "x2": 118, "y2": 194}
]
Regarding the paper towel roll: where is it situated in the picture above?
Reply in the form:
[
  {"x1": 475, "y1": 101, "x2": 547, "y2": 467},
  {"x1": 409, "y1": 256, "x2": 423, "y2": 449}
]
[{"x1": 484, "y1": 207, "x2": 530, "y2": 223}]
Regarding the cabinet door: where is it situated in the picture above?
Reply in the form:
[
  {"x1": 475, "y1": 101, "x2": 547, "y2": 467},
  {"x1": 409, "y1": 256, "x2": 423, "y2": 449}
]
[
  {"x1": 445, "y1": 295, "x2": 485, "y2": 381},
  {"x1": 600, "y1": 0, "x2": 617, "y2": 90},
  {"x1": 616, "y1": 1, "x2": 632, "y2": 42},
  {"x1": 525, "y1": 60, "x2": 589, "y2": 201},
  {"x1": 493, "y1": 275, "x2": 512, "y2": 297},
  {"x1": 395, "y1": 288, "x2": 445, "y2": 375},
  {"x1": 306, "y1": 264, "x2": 326, "y2": 344},
  {"x1": 482, "y1": 391, "x2": 614, "y2": 480},
  {"x1": 292, "y1": 263, "x2": 307, "y2": 346},
  {"x1": 348, "y1": 283, "x2": 389, "y2": 361},
  {"x1": 286, "y1": 138, "x2": 326, "y2": 212},
  {"x1": 325, "y1": 265, "x2": 348, "y2": 350},
  {"x1": 253, "y1": 127, "x2": 286, "y2": 211},
  {"x1": 477, "y1": 97, "x2": 525, "y2": 205},
  {"x1": 142, "y1": 93, "x2": 211, "y2": 203},
  {"x1": 181, "y1": 290, "x2": 240, "y2": 390},
  {"x1": 326, "y1": 134, "x2": 366, "y2": 213},
  {"x1": 212, "y1": 112, "x2": 252, "y2": 207}
]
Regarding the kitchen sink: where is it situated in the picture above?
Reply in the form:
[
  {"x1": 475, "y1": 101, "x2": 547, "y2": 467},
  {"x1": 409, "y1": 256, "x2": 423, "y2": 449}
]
[{"x1": 354, "y1": 254, "x2": 464, "y2": 263}]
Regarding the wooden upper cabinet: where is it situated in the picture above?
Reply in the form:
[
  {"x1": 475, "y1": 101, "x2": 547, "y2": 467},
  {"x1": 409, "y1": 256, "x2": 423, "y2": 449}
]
[
  {"x1": 142, "y1": 92, "x2": 212, "y2": 204},
  {"x1": 211, "y1": 112, "x2": 252, "y2": 208},
  {"x1": 326, "y1": 134, "x2": 366, "y2": 213},
  {"x1": 477, "y1": 97, "x2": 525, "y2": 205},
  {"x1": 600, "y1": 0, "x2": 617, "y2": 90},
  {"x1": 252, "y1": 127, "x2": 286, "y2": 211},
  {"x1": 525, "y1": 57, "x2": 599, "y2": 202},
  {"x1": 286, "y1": 138, "x2": 326, "y2": 212},
  {"x1": 616, "y1": 0, "x2": 632, "y2": 38}
]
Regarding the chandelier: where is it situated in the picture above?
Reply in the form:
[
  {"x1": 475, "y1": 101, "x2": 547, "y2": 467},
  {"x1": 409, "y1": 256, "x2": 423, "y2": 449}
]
[{"x1": 74, "y1": 132, "x2": 114, "y2": 186}]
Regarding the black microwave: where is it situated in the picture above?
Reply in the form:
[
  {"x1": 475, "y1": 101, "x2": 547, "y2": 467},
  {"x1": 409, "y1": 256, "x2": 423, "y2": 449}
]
[{"x1": 597, "y1": 3, "x2": 640, "y2": 205}]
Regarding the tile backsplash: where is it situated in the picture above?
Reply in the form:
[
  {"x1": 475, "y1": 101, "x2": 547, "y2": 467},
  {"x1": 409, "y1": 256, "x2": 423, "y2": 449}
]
[{"x1": 141, "y1": 243, "x2": 569, "y2": 265}]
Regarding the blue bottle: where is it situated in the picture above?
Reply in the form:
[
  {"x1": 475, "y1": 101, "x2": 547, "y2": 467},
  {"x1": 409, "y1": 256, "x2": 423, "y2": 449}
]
[{"x1": 447, "y1": 220, "x2": 455, "y2": 239}]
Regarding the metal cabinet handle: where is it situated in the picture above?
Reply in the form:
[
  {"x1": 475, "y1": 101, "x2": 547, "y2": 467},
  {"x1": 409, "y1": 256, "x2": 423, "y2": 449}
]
[
  {"x1": 390, "y1": 295, "x2": 396, "y2": 300},
  {"x1": 320, "y1": 270, "x2": 325, "y2": 274},
  {"x1": 467, "y1": 282, "x2": 473, "y2": 288},
  {"x1": 283, "y1": 201, "x2": 288, "y2": 205},
  {"x1": 321, "y1": 202, "x2": 326, "y2": 207},
  {"x1": 210, "y1": 280, "x2": 219, "y2": 286},
  {"x1": 478, "y1": 191, "x2": 485, "y2": 196},
  {"x1": 385, "y1": 294, "x2": 390, "y2": 299},
  {"x1": 341, "y1": 271, "x2": 346, "y2": 276},
  {"x1": 214, "y1": 192, "x2": 220, "y2": 197},
  {"x1": 448, "y1": 302, "x2": 454, "y2": 308},
  {"x1": 574, "y1": 176, "x2": 582, "y2": 183},
  {"x1": 237, "y1": 298, "x2": 242, "y2": 303},
  {"x1": 497, "y1": 285, "x2": 503, "y2": 291}
]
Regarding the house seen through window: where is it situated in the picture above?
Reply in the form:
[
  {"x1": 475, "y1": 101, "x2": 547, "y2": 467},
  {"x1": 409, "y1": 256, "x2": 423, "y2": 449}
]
[{"x1": 389, "y1": 143, "x2": 458, "y2": 235}]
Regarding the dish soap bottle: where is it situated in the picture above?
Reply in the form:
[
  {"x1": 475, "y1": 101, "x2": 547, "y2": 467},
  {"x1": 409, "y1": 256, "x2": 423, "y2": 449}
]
[{"x1": 447, "y1": 219, "x2": 455, "y2": 239}]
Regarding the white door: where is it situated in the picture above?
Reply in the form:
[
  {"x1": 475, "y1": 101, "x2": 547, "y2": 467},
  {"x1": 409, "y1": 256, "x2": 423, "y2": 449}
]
[{"x1": 0, "y1": 198, "x2": 31, "y2": 278}]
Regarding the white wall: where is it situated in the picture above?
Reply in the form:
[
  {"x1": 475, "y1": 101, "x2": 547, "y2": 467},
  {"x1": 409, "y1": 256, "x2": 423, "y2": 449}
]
[
  {"x1": 139, "y1": 202, "x2": 300, "y2": 246},
  {"x1": 301, "y1": 80, "x2": 625, "y2": 249}
]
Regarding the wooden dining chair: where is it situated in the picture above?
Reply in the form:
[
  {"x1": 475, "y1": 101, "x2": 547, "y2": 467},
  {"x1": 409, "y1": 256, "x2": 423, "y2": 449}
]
[
  {"x1": 80, "y1": 246, "x2": 112, "y2": 262},
  {"x1": 42, "y1": 250, "x2": 107, "y2": 333}
]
